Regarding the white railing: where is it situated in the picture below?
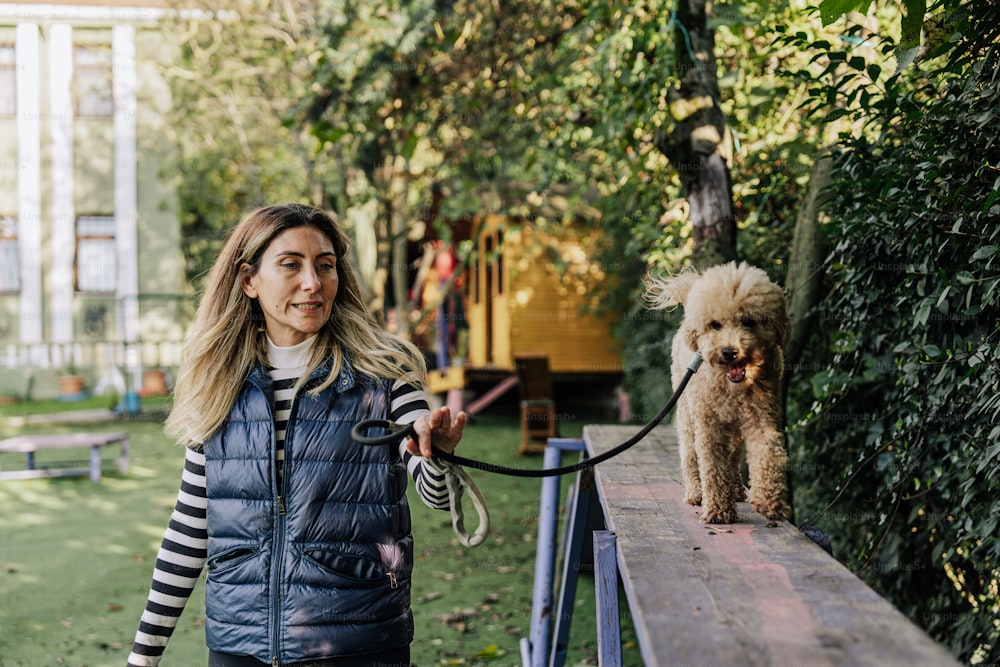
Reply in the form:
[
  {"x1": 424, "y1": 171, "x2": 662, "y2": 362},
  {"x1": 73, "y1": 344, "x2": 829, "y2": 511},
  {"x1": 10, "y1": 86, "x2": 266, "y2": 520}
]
[{"x1": 0, "y1": 339, "x2": 183, "y2": 371}]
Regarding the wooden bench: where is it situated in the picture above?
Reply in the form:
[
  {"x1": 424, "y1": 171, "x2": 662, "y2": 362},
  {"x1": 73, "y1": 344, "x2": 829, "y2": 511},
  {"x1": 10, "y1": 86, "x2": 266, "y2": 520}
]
[
  {"x1": 523, "y1": 425, "x2": 959, "y2": 667},
  {"x1": 0, "y1": 432, "x2": 130, "y2": 483}
]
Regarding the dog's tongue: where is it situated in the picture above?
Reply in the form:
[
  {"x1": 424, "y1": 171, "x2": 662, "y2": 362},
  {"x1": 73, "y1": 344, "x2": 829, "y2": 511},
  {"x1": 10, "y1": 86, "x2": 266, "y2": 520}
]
[{"x1": 727, "y1": 364, "x2": 746, "y2": 383}]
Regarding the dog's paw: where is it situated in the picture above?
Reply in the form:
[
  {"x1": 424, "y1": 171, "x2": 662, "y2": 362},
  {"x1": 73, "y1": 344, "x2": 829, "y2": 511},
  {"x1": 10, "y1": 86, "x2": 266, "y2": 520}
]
[
  {"x1": 684, "y1": 493, "x2": 703, "y2": 506},
  {"x1": 750, "y1": 496, "x2": 791, "y2": 522},
  {"x1": 701, "y1": 505, "x2": 737, "y2": 524}
]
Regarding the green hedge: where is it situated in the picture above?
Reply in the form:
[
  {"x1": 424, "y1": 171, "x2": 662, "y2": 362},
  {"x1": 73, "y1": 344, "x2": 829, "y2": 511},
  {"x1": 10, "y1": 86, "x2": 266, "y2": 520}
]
[{"x1": 787, "y1": 4, "x2": 999, "y2": 661}]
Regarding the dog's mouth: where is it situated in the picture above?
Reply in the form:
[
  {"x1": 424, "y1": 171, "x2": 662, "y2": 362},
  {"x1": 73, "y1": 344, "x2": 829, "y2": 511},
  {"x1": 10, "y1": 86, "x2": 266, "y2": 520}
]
[{"x1": 726, "y1": 362, "x2": 747, "y2": 383}]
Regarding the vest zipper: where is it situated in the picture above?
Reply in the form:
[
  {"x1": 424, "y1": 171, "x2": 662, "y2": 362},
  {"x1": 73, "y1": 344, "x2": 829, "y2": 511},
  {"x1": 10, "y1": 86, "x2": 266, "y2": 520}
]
[
  {"x1": 270, "y1": 393, "x2": 293, "y2": 667},
  {"x1": 271, "y1": 481, "x2": 287, "y2": 664},
  {"x1": 387, "y1": 570, "x2": 398, "y2": 589}
]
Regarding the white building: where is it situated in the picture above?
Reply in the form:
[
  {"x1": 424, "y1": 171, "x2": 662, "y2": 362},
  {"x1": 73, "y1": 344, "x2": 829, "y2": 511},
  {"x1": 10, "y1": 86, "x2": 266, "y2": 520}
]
[{"x1": 0, "y1": 0, "x2": 186, "y2": 399}]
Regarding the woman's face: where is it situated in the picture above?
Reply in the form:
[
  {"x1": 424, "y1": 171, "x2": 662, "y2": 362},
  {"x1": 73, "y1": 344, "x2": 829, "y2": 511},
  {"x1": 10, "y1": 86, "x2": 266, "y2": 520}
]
[{"x1": 241, "y1": 225, "x2": 339, "y2": 346}]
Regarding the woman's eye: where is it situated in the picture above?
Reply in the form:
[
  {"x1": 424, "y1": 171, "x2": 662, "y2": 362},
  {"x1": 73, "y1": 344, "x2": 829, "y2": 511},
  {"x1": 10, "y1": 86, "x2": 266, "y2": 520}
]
[
  {"x1": 282, "y1": 262, "x2": 299, "y2": 270},
  {"x1": 317, "y1": 263, "x2": 336, "y2": 272}
]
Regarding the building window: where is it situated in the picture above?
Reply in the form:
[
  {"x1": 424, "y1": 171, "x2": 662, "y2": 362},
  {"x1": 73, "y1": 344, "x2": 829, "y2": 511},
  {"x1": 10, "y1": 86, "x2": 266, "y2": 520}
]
[
  {"x1": 0, "y1": 45, "x2": 14, "y2": 118},
  {"x1": 76, "y1": 216, "x2": 116, "y2": 292},
  {"x1": 0, "y1": 216, "x2": 18, "y2": 292},
  {"x1": 74, "y1": 44, "x2": 113, "y2": 118}
]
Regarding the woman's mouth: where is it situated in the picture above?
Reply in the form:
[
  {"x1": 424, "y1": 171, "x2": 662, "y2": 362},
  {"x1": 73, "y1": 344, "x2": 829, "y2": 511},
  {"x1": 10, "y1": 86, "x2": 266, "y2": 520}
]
[{"x1": 294, "y1": 303, "x2": 323, "y2": 312}]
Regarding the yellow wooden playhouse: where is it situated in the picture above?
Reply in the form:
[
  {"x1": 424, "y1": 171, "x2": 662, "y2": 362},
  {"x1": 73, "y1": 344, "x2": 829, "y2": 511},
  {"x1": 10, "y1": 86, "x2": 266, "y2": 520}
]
[{"x1": 465, "y1": 214, "x2": 622, "y2": 375}]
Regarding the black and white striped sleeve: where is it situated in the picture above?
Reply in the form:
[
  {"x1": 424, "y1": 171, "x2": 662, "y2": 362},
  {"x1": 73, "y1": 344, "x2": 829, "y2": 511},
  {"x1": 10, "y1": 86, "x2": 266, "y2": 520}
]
[
  {"x1": 391, "y1": 381, "x2": 453, "y2": 510},
  {"x1": 127, "y1": 447, "x2": 208, "y2": 667}
]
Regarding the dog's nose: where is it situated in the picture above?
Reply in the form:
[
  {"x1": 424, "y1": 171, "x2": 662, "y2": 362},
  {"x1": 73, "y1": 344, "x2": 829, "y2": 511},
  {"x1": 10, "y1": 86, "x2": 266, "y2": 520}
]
[{"x1": 722, "y1": 348, "x2": 738, "y2": 362}]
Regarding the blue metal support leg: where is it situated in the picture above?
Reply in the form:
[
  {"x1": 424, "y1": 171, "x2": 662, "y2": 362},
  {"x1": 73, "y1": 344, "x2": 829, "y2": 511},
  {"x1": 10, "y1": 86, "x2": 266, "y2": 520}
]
[
  {"x1": 549, "y1": 465, "x2": 595, "y2": 667},
  {"x1": 522, "y1": 438, "x2": 586, "y2": 667},
  {"x1": 593, "y1": 530, "x2": 622, "y2": 666}
]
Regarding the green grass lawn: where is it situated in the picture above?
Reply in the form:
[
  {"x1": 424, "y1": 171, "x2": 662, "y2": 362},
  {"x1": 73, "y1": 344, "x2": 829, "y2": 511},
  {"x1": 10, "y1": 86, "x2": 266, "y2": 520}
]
[{"x1": 0, "y1": 401, "x2": 641, "y2": 667}]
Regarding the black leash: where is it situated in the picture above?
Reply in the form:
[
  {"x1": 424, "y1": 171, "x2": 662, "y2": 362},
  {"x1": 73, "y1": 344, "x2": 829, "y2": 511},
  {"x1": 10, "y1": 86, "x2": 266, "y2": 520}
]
[{"x1": 351, "y1": 352, "x2": 703, "y2": 478}]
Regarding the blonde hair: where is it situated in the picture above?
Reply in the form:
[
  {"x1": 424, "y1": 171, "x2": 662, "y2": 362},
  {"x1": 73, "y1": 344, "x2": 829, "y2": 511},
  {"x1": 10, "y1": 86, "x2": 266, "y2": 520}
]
[{"x1": 165, "y1": 203, "x2": 428, "y2": 447}]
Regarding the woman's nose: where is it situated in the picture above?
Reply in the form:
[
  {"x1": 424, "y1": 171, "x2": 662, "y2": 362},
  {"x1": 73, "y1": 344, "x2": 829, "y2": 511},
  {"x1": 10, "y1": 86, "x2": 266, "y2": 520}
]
[{"x1": 300, "y1": 266, "x2": 322, "y2": 290}]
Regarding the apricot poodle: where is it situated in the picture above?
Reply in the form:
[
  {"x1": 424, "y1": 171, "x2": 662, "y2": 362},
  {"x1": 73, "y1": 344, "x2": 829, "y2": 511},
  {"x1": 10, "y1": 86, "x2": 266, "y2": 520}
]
[{"x1": 645, "y1": 262, "x2": 792, "y2": 524}]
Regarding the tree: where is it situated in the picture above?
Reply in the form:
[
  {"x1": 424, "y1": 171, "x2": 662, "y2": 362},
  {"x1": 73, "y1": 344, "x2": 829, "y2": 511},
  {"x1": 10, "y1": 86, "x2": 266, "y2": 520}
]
[
  {"x1": 655, "y1": 0, "x2": 737, "y2": 268},
  {"x1": 160, "y1": 0, "x2": 331, "y2": 289}
]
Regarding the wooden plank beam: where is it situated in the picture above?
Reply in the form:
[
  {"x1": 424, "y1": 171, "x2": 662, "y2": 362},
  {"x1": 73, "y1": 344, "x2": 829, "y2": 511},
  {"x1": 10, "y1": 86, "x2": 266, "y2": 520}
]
[{"x1": 584, "y1": 424, "x2": 959, "y2": 667}]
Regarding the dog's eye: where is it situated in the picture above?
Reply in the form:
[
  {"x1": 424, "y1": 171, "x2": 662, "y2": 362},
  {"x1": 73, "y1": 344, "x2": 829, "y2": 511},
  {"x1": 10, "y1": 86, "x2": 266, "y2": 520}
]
[
  {"x1": 710, "y1": 321, "x2": 722, "y2": 330},
  {"x1": 741, "y1": 317, "x2": 756, "y2": 328}
]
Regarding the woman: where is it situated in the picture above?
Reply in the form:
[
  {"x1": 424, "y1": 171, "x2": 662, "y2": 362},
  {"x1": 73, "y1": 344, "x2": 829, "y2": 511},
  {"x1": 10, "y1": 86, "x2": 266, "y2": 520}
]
[{"x1": 127, "y1": 203, "x2": 467, "y2": 667}]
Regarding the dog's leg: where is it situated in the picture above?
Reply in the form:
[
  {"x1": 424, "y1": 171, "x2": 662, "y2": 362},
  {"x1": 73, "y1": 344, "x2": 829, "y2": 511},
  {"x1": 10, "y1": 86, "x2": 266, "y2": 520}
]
[
  {"x1": 745, "y1": 424, "x2": 792, "y2": 521},
  {"x1": 728, "y1": 438, "x2": 747, "y2": 504},
  {"x1": 677, "y1": 406, "x2": 702, "y2": 506},
  {"x1": 695, "y1": 424, "x2": 739, "y2": 524}
]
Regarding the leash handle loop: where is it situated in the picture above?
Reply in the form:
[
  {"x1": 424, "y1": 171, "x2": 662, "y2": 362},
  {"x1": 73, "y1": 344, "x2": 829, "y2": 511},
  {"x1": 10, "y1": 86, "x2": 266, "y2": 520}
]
[
  {"x1": 351, "y1": 419, "x2": 416, "y2": 446},
  {"x1": 348, "y1": 418, "x2": 490, "y2": 547}
]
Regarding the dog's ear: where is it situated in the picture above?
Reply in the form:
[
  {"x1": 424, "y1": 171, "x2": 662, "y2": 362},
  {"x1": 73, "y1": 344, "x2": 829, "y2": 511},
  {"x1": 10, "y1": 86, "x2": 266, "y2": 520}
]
[
  {"x1": 684, "y1": 324, "x2": 699, "y2": 352},
  {"x1": 643, "y1": 269, "x2": 699, "y2": 310}
]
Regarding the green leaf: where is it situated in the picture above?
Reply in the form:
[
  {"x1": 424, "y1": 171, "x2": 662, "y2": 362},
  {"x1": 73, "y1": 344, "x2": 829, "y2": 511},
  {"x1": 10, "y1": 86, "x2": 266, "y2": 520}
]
[
  {"x1": 818, "y1": 0, "x2": 872, "y2": 26},
  {"x1": 915, "y1": 301, "x2": 931, "y2": 327},
  {"x1": 400, "y1": 133, "x2": 419, "y2": 160},
  {"x1": 970, "y1": 245, "x2": 998, "y2": 262},
  {"x1": 894, "y1": 45, "x2": 920, "y2": 73},
  {"x1": 936, "y1": 285, "x2": 951, "y2": 308}
]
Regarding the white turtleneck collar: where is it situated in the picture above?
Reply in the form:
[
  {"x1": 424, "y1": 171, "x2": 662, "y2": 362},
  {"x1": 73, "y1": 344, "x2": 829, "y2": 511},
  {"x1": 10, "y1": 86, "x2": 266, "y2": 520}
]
[{"x1": 266, "y1": 334, "x2": 317, "y2": 371}]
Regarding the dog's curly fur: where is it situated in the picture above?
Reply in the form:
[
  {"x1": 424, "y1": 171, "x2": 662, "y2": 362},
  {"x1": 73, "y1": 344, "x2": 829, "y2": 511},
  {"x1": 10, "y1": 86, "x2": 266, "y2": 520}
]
[{"x1": 644, "y1": 262, "x2": 792, "y2": 524}]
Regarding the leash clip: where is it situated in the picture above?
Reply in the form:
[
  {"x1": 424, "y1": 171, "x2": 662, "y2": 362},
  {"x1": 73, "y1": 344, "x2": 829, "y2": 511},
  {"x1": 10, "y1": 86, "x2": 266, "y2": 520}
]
[{"x1": 687, "y1": 351, "x2": 704, "y2": 374}]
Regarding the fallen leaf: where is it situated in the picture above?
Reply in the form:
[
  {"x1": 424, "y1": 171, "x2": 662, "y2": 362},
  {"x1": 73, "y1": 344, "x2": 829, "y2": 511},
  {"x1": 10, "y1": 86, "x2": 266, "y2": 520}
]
[{"x1": 472, "y1": 643, "x2": 504, "y2": 659}]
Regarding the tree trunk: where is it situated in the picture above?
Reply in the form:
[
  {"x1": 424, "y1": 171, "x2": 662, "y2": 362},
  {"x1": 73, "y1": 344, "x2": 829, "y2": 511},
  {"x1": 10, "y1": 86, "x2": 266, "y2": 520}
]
[
  {"x1": 784, "y1": 150, "x2": 832, "y2": 373},
  {"x1": 655, "y1": 0, "x2": 737, "y2": 269},
  {"x1": 389, "y1": 167, "x2": 411, "y2": 337},
  {"x1": 781, "y1": 149, "x2": 832, "y2": 527}
]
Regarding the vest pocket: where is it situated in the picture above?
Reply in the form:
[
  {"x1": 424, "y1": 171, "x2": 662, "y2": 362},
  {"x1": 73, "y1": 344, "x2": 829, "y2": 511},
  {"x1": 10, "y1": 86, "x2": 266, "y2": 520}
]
[
  {"x1": 207, "y1": 545, "x2": 260, "y2": 575},
  {"x1": 301, "y1": 548, "x2": 390, "y2": 588}
]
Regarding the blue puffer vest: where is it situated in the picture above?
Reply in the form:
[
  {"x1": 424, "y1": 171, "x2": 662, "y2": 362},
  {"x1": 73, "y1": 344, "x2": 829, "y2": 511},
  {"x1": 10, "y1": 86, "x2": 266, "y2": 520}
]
[{"x1": 202, "y1": 355, "x2": 413, "y2": 664}]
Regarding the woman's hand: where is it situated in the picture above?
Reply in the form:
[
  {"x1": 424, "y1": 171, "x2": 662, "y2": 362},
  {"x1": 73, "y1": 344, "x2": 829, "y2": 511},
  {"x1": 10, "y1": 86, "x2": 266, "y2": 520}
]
[{"x1": 406, "y1": 406, "x2": 467, "y2": 458}]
